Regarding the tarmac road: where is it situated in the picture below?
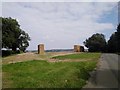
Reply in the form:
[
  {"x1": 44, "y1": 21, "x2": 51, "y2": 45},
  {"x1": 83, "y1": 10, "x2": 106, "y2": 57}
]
[{"x1": 83, "y1": 53, "x2": 119, "y2": 89}]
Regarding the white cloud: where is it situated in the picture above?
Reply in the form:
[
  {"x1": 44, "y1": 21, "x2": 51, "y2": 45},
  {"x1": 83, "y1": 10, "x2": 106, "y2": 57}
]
[{"x1": 2, "y1": 2, "x2": 117, "y2": 50}]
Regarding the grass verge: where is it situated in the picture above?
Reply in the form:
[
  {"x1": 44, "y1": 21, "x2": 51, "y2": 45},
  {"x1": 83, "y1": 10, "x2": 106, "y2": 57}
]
[{"x1": 3, "y1": 60, "x2": 97, "y2": 88}]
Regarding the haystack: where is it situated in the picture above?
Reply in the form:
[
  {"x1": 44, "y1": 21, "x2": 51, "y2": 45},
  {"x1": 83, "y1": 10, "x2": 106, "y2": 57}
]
[
  {"x1": 74, "y1": 45, "x2": 80, "y2": 52},
  {"x1": 38, "y1": 44, "x2": 44, "y2": 55}
]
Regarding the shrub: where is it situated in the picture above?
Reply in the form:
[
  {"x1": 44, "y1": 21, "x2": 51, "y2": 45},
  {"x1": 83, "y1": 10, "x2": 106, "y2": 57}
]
[{"x1": 2, "y1": 50, "x2": 20, "y2": 57}]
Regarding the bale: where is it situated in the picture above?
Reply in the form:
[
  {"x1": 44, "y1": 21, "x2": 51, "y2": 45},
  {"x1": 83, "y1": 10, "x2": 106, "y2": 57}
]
[
  {"x1": 74, "y1": 45, "x2": 80, "y2": 52},
  {"x1": 80, "y1": 46, "x2": 84, "y2": 52},
  {"x1": 38, "y1": 44, "x2": 44, "y2": 55}
]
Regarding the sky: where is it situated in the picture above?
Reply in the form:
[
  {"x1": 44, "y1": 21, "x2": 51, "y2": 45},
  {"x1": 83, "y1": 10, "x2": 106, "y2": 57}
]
[{"x1": 2, "y1": 1, "x2": 118, "y2": 50}]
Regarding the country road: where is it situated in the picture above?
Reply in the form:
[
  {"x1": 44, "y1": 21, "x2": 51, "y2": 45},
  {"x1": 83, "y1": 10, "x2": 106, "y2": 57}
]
[{"x1": 84, "y1": 53, "x2": 119, "y2": 89}]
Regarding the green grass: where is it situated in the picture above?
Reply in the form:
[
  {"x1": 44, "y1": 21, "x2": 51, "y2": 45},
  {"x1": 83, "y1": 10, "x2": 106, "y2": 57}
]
[
  {"x1": 52, "y1": 53, "x2": 101, "y2": 60},
  {"x1": 3, "y1": 53, "x2": 101, "y2": 88},
  {"x1": 3, "y1": 60, "x2": 97, "y2": 88}
]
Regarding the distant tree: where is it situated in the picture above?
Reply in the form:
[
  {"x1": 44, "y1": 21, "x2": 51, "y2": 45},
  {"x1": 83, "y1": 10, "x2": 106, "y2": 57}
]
[
  {"x1": 18, "y1": 31, "x2": 30, "y2": 52},
  {"x1": 107, "y1": 23, "x2": 120, "y2": 53},
  {"x1": 84, "y1": 33, "x2": 107, "y2": 52},
  {"x1": 2, "y1": 17, "x2": 21, "y2": 51},
  {"x1": 116, "y1": 23, "x2": 120, "y2": 52},
  {"x1": 2, "y1": 17, "x2": 30, "y2": 52},
  {"x1": 107, "y1": 32, "x2": 117, "y2": 53},
  {"x1": 0, "y1": 17, "x2": 2, "y2": 55}
]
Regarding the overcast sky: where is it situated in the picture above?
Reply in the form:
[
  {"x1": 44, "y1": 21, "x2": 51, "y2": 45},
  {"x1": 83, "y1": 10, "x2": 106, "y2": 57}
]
[{"x1": 2, "y1": 1, "x2": 118, "y2": 50}]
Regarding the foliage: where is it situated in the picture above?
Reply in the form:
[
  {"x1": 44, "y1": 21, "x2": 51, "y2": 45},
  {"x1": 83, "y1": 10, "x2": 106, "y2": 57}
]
[
  {"x1": 3, "y1": 60, "x2": 97, "y2": 88},
  {"x1": 1, "y1": 17, "x2": 30, "y2": 52},
  {"x1": 2, "y1": 17, "x2": 20, "y2": 51},
  {"x1": 83, "y1": 33, "x2": 107, "y2": 52},
  {"x1": 116, "y1": 23, "x2": 120, "y2": 52},
  {"x1": 18, "y1": 31, "x2": 31, "y2": 52},
  {"x1": 107, "y1": 32, "x2": 117, "y2": 53},
  {"x1": 2, "y1": 50, "x2": 20, "y2": 57},
  {"x1": 107, "y1": 23, "x2": 120, "y2": 53}
]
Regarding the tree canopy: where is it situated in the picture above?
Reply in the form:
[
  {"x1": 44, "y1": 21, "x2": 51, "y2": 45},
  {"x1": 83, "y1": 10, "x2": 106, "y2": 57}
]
[
  {"x1": 84, "y1": 33, "x2": 107, "y2": 52},
  {"x1": 116, "y1": 23, "x2": 120, "y2": 52},
  {"x1": 84, "y1": 23, "x2": 120, "y2": 53},
  {"x1": 107, "y1": 23, "x2": 120, "y2": 53},
  {"x1": 1, "y1": 17, "x2": 30, "y2": 52},
  {"x1": 107, "y1": 32, "x2": 117, "y2": 53}
]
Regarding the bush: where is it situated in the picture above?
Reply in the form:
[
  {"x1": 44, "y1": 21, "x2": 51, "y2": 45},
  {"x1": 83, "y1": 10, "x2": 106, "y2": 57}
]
[{"x1": 2, "y1": 50, "x2": 20, "y2": 57}]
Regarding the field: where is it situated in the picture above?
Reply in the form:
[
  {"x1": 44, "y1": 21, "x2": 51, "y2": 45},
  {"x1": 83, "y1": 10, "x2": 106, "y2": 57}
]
[
  {"x1": 52, "y1": 53, "x2": 100, "y2": 60},
  {"x1": 2, "y1": 52, "x2": 101, "y2": 88}
]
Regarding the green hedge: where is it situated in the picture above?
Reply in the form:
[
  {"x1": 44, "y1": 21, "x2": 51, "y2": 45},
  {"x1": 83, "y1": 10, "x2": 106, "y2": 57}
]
[{"x1": 2, "y1": 50, "x2": 20, "y2": 57}]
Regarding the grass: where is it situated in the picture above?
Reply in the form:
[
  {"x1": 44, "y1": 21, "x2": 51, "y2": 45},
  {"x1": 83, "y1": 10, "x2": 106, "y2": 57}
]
[
  {"x1": 52, "y1": 52, "x2": 101, "y2": 60},
  {"x1": 2, "y1": 53, "x2": 101, "y2": 88},
  {"x1": 3, "y1": 61, "x2": 97, "y2": 88}
]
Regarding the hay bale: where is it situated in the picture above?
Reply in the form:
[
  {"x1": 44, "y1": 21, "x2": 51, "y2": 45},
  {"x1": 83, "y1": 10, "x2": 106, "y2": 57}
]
[
  {"x1": 74, "y1": 45, "x2": 80, "y2": 52},
  {"x1": 80, "y1": 46, "x2": 84, "y2": 52},
  {"x1": 74, "y1": 45, "x2": 77, "y2": 52},
  {"x1": 38, "y1": 44, "x2": 44, "y2": 55}
]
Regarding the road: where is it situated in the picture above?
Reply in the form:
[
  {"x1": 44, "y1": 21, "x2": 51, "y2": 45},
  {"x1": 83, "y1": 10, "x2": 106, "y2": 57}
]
[{"x1": 83, "y1": 53, "x2": 119, "y2": 89}]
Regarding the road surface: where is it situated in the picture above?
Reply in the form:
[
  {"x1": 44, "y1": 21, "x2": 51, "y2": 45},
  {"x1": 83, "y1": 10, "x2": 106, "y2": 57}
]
[{"x1": 83, "y1": 53, "x2": 119, "y2": 89}]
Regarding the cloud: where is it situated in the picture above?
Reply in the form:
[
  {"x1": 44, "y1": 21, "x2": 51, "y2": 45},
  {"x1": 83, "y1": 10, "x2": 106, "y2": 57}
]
[{"x1": 2, "y1": 2, "x2": 117, "y2": 50}]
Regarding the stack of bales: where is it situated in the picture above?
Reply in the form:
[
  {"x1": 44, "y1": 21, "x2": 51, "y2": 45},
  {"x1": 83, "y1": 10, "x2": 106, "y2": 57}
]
[
  {"x1": 74, "y1": 45, "x2": 80, "y2": 52},
  {"x1": 74, "y1": 45, "x2": 84, "y2": 52},
  {"x1": 38, "y1": 44, "x2": 44, "y2": 55},
  {"x1": 80, "y1": 46, "x2": 84, "y2": 52}
]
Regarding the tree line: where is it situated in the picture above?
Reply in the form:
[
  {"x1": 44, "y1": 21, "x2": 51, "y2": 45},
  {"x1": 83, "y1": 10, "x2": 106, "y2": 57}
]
[
  {"x1": 84, "y1": 24, "x2": 120, "y2": 53},
  {"x1": 1, "y1": 17, "x2": 30, "y2": 56},
  {"x1": 1, "y1": 17, "x2": 120, "y2": 56}
]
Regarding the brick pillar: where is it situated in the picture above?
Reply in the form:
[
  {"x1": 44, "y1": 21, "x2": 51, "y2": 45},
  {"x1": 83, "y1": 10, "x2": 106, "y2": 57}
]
[{"x1": 38, "y1": 44, "x2": 44, "y2": 54}]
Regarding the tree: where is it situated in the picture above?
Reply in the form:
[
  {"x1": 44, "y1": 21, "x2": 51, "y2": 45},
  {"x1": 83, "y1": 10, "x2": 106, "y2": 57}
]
[
  {"x1": 2, "y1": 17, "x2": 30, "y2": 52},
  {"x1": 0, "y1": 17, "x2": 2, "y2": 55},
  {"x1": 18, "y1": 31, "x2": 31, "y2": 52},
  {"x1": 84, "y1": 33, "x2": 107, "y2": 52},
  {"x1": 107, "y1": 23, "x2": 120, "y2": 53},
  {"x1": 107, "y1": 32, "x2": 117, "y2": 53},
  {"x1": 116, "y1": 23, "x2": 120, "y2": 52}
]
